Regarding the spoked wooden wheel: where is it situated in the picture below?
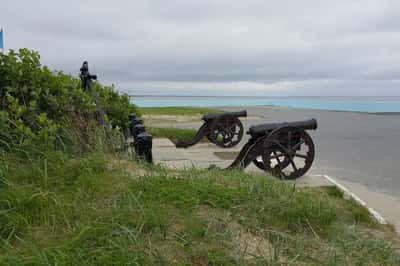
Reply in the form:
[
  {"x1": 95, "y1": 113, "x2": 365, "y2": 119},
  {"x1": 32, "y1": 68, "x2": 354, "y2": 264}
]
[
  {"x1": 208, "y1": 117, "x2": 244, "y2": 148},
  {"x1": 253, "y1": 153, "x2": 290, "y2": 171},
  {"x1": 261, "y1": 127, "x2": 315, "y2": 180}
]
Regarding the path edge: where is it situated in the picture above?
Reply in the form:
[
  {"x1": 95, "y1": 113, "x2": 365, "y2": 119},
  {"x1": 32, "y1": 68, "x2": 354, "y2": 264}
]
[{"x1": 320, "y1": 174, "x2": 387, "y2": 225}]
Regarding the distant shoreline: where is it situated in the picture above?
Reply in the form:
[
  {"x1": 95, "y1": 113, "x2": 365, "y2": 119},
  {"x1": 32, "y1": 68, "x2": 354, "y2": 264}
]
[
  {"x1": 212, "y1": 105, "x2": 400, "y2": 116},
  {"x1": 139, "y1": 104, "x2": 400, "y2": 115},
  {"x1": 131, "y1": 95, "x2": 400, "y2": 113}
]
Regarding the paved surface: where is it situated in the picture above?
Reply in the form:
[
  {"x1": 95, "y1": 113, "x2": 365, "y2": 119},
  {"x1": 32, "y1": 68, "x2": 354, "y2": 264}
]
[{"x1": 153, "y1": 138, "x2": 334, "y2": 188}]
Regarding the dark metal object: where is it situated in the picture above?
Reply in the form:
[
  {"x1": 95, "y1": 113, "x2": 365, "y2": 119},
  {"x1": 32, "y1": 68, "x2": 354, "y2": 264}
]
[
  {"x1": 79, "y1": 61, "x2": 109, "y2": 127},
  {"x1": 128, "y1": 114, "x2": 144, "y2": 138},
  {"x1": 176, "y1": 110, "x2": 247, "y2": 148},
  {"x1": 128, "y1": 113, "x2": 137, "y2": 121},
  {"x1": 228, "y1": 119, "x2": 317, "y2": 180},
  {"x1": 132, "y1": 124, "x2": 145, "y2": 140},
  {"x1": 80, "y1": 61, "x2": 97, "y2": 90},
  {"x1": 134, "y1": 132, "x2": 153, "y2": 163}
]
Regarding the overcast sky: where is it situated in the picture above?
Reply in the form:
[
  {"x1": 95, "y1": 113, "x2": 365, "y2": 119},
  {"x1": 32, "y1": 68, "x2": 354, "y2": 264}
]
[{"x1": 2, "y1": 0, "x2": 400, "y2": 96}]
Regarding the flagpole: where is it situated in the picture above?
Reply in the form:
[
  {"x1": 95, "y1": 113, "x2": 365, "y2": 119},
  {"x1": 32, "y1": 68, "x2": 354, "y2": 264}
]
[{"x1": 0, "y1": 27, "x2": 4, "y2": 53}]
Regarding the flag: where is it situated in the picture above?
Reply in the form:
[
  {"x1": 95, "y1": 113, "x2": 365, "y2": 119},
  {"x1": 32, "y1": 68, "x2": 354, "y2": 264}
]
[{"x1": 0, "y1": 28, "x2": 3, "y2": 53}]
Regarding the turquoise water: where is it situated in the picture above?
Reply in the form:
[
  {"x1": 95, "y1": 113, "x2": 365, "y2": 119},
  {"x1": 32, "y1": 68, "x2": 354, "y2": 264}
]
[{"x1": 130, "y1": 96, "x2": 400, "y2": 113}]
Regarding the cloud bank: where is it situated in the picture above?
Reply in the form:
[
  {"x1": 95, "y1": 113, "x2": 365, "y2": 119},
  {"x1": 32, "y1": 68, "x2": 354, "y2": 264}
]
[{"x1": 2, "y1": 0, "x2": 400, "y2": 95}]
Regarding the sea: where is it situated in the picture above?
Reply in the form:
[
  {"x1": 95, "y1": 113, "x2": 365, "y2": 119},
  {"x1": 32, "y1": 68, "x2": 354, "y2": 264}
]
[{"x1": 129, "y1": 96, "x2": 400, "y2": 113}]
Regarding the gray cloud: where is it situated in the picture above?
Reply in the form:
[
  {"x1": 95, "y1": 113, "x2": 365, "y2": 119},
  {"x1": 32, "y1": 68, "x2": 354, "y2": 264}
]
[{"x1": 2, "y1": 0, "x2": 400, "y2": 95}]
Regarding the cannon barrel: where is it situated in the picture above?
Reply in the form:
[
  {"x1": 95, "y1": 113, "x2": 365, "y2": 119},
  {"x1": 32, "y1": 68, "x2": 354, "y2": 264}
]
[
  {"x1": 281, "y1": 118, "x2": 317, "y2": 131},
  {"x1": 226, "y1": 110, "x2": 247, "y2": 118},
  {"x1": 248, "y1": 119, "x2": 317, "y2": 137}
]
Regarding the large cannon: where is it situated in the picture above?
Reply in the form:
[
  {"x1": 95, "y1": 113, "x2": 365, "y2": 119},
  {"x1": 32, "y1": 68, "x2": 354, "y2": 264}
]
[
  {"x1": 176, "y1": 110, "x2": 247, "y2": 148},
  {"x1": 228, "y1": 119, "x2": 317, "y2": 179}
]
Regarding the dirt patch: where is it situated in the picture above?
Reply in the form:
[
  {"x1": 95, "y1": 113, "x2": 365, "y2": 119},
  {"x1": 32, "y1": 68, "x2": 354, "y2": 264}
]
[
  {"x1": 229, "y1": 221, "x2": 273, "y2": 259},
  {"x1": 108, "y1": 159, "x2": 149, "y2": 178},
  {"x1": 214, "y1": 151, "x2": 239, "y2": 160},
  {"x1": 196, "y1": 206, "x2": 274, "y2": 259}
]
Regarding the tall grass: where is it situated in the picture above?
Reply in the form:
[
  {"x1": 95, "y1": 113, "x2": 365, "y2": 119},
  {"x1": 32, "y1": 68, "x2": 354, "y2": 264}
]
[{"x1": 2, "y1": 158, "x2": 399, "y2": 265}]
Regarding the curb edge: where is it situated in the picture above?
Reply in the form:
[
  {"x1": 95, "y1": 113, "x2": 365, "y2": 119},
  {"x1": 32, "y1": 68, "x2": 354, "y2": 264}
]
[{"x1": 321, "y1": 174, "x2": 387, "y2": 224}]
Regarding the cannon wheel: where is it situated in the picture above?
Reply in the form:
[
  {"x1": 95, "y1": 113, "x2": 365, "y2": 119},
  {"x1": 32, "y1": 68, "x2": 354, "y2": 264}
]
[
  {"x1": 261, "y1": 127, "x2": 315, "y2": 180},
  {"x1": 253, "y1": 154, "x2": 290, "y2": 171},
  {"x1": 208, "y1": 117, "x2": 244, "y2": 148}
]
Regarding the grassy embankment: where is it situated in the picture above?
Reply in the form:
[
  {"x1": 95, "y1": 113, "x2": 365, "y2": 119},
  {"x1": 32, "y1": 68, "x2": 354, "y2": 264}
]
[
  {"x1": 141, "y1": 107, "x2": 222, "y2": 144},
  {"x1": 1, "y1": 50, "x2": 400, "y2": 265},
  {"x1": 2, "y1": 153, "x2": 400, "y2": 265}
]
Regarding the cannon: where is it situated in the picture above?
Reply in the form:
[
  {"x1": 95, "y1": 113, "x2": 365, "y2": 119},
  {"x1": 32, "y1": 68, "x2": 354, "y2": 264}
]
[
  {"x1": 80, "y1": 61, "x2": 97, "y2": 90},
  {"x1": 176, "y1": 110, "x2": 247, "y2": 148},
  {"x1": 227, "y1": 119, "x2": 317, "y2": 179}
]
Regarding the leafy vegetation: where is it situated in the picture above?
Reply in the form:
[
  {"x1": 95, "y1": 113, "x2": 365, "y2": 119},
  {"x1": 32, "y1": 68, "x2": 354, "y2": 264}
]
[{"x1": 0, "y1": 49, "x2": 138, "y2": 153}]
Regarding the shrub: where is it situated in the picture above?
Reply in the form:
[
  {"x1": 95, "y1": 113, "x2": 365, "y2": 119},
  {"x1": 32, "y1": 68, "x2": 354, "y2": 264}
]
[{"x1": 0, "y1": 49, "x2": 138, "y2": 152}]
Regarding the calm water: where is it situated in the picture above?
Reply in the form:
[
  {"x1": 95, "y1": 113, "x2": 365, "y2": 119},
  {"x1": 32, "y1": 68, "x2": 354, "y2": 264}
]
[{"x1": 130, "y1": 96, "x2": 400, "y2": 113}]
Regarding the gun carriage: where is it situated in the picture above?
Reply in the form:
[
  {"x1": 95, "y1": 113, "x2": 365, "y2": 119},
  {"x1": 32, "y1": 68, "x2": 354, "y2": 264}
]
[
  {"x1": 228, "y1": 119, "x2": 317, "y2": 179},
  {"x1": 176, "y1": 110, "x2": 247, "y2": 148}
]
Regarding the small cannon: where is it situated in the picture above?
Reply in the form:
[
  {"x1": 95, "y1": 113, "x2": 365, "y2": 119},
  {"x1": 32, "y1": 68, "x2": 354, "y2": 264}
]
[
  {"x1": 228, "y1": 119, "x2": 317, "y2": 179},
  {"x1": 176, "y1": 110, "x2": 247, "y2": 148},
  {"x1": 80, "y1": 61, "x2": 97, "y2": 91}
]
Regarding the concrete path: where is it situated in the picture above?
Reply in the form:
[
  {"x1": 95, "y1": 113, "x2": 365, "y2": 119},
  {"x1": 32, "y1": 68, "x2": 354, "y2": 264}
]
[{"x1": 153, "y1": 138, "x2": 334, "y2": 188}]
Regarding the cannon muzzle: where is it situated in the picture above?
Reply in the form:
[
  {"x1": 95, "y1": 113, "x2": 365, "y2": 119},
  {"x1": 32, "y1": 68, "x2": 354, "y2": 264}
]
[
  {"x1": 283, "y1": 119, "x2": 317, "y2": 131},
  {"x1": 229, "y1": 110, "x2": 247, "y2": 118}
]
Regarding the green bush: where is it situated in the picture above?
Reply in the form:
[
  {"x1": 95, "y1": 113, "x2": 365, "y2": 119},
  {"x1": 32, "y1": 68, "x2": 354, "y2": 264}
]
[{"x1": 0, "y1": 49, "x2": 138, "y2": 152}]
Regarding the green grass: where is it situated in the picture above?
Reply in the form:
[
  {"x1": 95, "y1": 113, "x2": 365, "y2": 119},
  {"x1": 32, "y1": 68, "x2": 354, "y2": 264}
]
[
  {"x1": 147, "y1": 127, "x2": 207, "y2": 144},
  {"x1": 140, "y1": 106, "x2": 222, "y2": 116},
  {"x1": 1, "y1": 151, "x2": 399, "y2": 265}
]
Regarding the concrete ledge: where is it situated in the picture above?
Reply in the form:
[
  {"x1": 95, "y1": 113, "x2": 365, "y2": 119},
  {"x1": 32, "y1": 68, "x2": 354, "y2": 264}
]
[{"x1": 319, "y1": 174, "x2": 388, "y2": 225}]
